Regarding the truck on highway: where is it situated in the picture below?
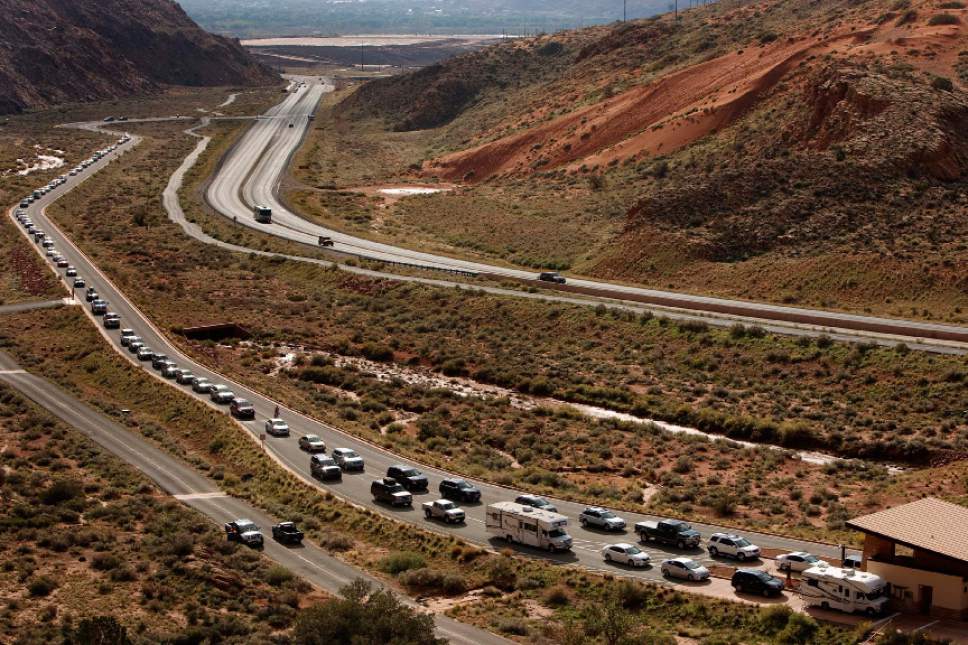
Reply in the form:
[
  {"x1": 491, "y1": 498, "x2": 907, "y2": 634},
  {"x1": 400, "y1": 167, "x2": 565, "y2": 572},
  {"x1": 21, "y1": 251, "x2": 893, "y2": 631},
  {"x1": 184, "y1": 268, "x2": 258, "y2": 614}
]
[
  {"x1": 422, "y1": 499, "x2": 465, "y2": 524},
  {"x1": 800, "y1": 565, "x2": 888, "y2": 616},
  {"x1": 253, "y1": 205, "x2": 272, "y2": 224},
  {"x1": 485, "y1": 501, "x2": 572, "y2": 552},
  {"x1": 635, "y1": 519, "x2": 702, "y2": 549}
]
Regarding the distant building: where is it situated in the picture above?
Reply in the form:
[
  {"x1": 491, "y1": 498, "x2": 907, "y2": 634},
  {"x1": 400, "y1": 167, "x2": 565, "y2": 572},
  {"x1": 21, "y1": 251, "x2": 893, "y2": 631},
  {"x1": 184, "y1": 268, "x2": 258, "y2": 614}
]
[{"x1": 848, "y1": 498, "x2": 968, "y2": 619}]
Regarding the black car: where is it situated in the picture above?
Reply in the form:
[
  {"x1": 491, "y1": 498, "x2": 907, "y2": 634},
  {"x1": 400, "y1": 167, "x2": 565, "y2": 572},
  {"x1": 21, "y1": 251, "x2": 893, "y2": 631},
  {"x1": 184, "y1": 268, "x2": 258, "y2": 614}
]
[
  {"x1": 386, "y1": 464, "x2": 428, "y2": 492},
  {"x1": 538, "y1": 272, "x2": 567, "y2": 284},
  {"x1": 151, "y1": 354, "x2": 170, "y2": 370},
  {"x1": 439, "y1": 478, "x2": 481, "y2": 503},
  {"x1": 371, "y1": 477, "x2": 412, "y2": 506},
  {"x1": 272, "y1": 522, "x2": 304, "y2": 545},
  {"x1": 310, "y1": 455, "x2": 342, "y2": 481},
  {"x1": 731, "y1": 569, "x2": 784, "y2": 598}
]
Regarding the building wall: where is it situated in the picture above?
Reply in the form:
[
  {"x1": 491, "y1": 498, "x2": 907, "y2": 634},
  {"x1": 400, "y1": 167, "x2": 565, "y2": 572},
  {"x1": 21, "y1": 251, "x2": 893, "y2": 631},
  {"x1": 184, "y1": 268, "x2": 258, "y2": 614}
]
[{"x1": 866, "y1": 560, "x2": 968, "y2": 619}]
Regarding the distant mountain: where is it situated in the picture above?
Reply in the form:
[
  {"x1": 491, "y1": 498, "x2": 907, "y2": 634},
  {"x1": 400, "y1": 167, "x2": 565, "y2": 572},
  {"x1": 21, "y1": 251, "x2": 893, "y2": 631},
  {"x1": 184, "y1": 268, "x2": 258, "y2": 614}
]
[
  {"x1": 0, "y1": 0, "x2": 279, "y2": 114},
  {"x1": 179, "y1": 0, "x2": 673, "y2": 38}
]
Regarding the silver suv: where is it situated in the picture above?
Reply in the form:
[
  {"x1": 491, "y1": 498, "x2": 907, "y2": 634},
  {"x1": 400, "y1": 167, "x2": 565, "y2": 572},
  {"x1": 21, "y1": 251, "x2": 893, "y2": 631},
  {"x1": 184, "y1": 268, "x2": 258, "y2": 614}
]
[
  {"x1": 708, "y1": 533, "x2": 760, "y2": 561},
  {"x1": 579, "y1": 507, "x2": 627, "y2": 532}
]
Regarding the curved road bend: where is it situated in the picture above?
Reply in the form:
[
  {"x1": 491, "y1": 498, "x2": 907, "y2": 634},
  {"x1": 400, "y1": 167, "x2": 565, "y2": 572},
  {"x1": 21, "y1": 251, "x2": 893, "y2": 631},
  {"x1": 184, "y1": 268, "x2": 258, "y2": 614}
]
[
  {"x1": 0, "y1": 352, "x2": 505, "y2": 645},
  {"x1": 10, "y1": 137, "x2": 860, "y2": 611},
  {"x1": 201, "y1": 77, "x2": 968, "y2": 349}
]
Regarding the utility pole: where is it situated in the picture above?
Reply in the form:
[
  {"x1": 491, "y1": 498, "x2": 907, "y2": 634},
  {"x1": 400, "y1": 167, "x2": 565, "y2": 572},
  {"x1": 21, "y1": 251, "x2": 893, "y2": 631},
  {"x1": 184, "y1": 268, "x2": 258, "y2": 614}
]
[
  {"x1": 623, "y1": 0, "x2": 627, "y2": 22},
  {"x1": 360, "y1": 41, "x2": 364, "y2": 72}
]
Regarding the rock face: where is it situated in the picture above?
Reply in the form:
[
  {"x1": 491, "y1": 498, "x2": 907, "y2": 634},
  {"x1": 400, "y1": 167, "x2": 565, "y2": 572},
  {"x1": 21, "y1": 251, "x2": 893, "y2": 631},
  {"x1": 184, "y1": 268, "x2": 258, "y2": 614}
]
[{"x1": 0, "y1": 0, "x2": 278, "y2": 114}]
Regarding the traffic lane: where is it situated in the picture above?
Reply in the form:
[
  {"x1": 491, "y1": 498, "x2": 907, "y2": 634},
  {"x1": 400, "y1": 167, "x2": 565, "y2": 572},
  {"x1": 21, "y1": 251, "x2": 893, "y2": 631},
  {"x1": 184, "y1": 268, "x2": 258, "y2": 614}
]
[
  {"x1": 0, "y1": 352, "x2": 216, "y2": 498},
  {"x1": 0, "y1": 355, "x2": 506, "y2": 645}
]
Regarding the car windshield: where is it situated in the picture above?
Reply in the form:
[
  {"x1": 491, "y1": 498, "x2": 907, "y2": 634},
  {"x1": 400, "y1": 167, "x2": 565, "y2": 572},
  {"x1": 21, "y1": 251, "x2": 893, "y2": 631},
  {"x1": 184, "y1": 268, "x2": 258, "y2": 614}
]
[
  {"x1": 804, "y1": 554, "x2": 819, "y2": 563},
  {"x1": 439, "y1": 501, "x2": 456, "y2": 510},
  {"x1": 626, "y1": 546, "x2": 642, "y2": 555},
  {"x1": 387, "y1": 482, "x2": 405, "y2": 493},
  {"x1": 307, "y1": 436, "x2": 321, "y2": 443},
  {"x1": 601, "y1": 511, "x2": 616, "y2": 519},
  {"x1": 753, "y1": 571, "x2": 773, "y2": 582},
  {"x1": 237, "y1": 522, "x2": 257, "y2": 532},
  {"x1": 735, "y1": 538, "x2": 752, "y2": 548},
  {"x1": 685, "y1": 560, "x2": 702, "y2": 570},
  {"x1": 400, "y1": 468, "x2": 419, "y2": 477},
  {"x1": 456, "y1": 481, "x2": 472, "y2": 489},
  {"x1": 343, "y1": 451, "x2": 359, "y2": 458},
  {"x1": 272, "y1": 420, "x2": 287, "y2": 427},
  {"x1": 320, "y1": 458, "x2": 336, "y2": 467}
]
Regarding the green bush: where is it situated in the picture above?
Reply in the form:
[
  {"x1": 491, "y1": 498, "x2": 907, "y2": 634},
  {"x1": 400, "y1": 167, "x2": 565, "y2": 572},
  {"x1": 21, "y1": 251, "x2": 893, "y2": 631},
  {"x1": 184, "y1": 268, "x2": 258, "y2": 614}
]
[
  {"x1": 398, "y1": 567, "x2": 466, "y2": 595},
  {"x1": 266, "y1": 565, "x2": 295, "y2": 587},
  {"x1": 932, "y1": 76, "x2": 954, "y2": 91},
  {"x1": 928, "y1": 13, "x2": 960, "y2": 25},
  {"x1": 27, "y1": 575, "x2": 58, "y2": 597},
  {"x1": 378, "y1": 551, "x2": 426, "y2": 575},
  {"x1": 41, "y1": 478, "x2": 83, "y2": 505}
]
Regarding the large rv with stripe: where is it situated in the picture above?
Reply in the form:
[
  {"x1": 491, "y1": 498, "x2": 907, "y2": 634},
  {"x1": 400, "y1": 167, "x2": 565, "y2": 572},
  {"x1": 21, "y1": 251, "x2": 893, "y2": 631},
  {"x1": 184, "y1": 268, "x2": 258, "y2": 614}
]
[{"x1": 800, "y1": 565, "x2": 889, "y2": 616}]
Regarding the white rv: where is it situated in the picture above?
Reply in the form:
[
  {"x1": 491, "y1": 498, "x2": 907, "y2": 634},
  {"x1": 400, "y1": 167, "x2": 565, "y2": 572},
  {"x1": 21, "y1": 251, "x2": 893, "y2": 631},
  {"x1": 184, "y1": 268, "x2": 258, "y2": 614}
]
[
  {"x1": 486, "y1": 501, "x2": 573, "y2": 552},
  {"x1": 800, "y1": 565, "x2": 889, "y2": 616}
]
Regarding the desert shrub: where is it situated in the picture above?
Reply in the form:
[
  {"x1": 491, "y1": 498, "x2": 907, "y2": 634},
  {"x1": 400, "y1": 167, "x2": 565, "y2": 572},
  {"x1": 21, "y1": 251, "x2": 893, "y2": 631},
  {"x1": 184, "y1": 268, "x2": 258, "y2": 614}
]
[
  {"x1": 319, "y1": 532, "x2": 353, "y2": 551},
  {"x1": 497, "y1": 618, "x2": 529, "y2": 636},
  {"x1": 91, "y1": 553, "x2": 121, "y2": 571},
  {"x1": 27, "y1": 575, "x2": 58, "y2": 597},
  {"x1": 398, "y1": 567, "x2": 466, "y2": 595},
  {"x1": 940, "y1": 1, "x2": 965, "y2": 7},
  {"x1": 41, "y1": 477, "x2": 83, "y2": 505},
  {"x1": 928, "y1": 13, "x2": 960, "y2": 25},
  {"x1": 379, "y1": 551, "x2": 425, "y2": 575},
  {"x1": 487, "y1": 556, "x2": 517, "y2": 591},
  {"x1": 932, "y1": 76, "x2": 954, "y2": 91},
  {"x1": 614, "y1": 578, "x2": 651, "y2": 610},
  {"x1": 70, "y1": 616, "x2": 130, "y2": 645},
  {"x1": 542, "y1": 584, "x2": 572, "y2": 608},
  {"x1": 776, "y1": 613, "x2": 819, "y2": 644},
  {"x1": 266, "y1": 565, "x2": 295, "y2": 587},
  {"x1": 293, "y1": 579, "x2": 441, "y2": 645}
]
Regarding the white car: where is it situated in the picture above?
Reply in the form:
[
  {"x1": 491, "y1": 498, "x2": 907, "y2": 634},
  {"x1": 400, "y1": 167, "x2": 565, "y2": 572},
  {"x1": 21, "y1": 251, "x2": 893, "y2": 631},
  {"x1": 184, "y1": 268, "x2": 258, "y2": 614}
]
[
  {"x1": 602, "y1": 543, "x2": 650, "y2": 568},
  {"x1": 661, "y1": 557, "x2": 710, "y2": 581},
  {"x1": 708, "y1": 533, "x2": 761, "y2": 561},
  {"x1": 776, "y1": 552, "x2": 828, "y2": 573},
  {"x1": 265, "y1": 418, "x2": 290, "y2": 437}
]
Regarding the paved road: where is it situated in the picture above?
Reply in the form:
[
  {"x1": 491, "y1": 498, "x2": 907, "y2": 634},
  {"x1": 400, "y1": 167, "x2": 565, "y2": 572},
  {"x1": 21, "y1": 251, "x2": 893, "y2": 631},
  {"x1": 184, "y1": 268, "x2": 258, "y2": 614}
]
[
  {"x1": 0, "y1": 350, "x2": 506, "y2": 645},
  {"x1": 8, "y1": 142, "x2": 860, "y2": 609},
  {"x1": 199, "y1": 76, "x2": 968, "y2": 349}
]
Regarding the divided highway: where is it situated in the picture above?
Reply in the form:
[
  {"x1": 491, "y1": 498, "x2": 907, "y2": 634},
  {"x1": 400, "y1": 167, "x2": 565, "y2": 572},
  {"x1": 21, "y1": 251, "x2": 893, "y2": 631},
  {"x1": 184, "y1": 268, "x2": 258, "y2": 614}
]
[
  {"x1": 0, "y1": 352, "x2": 505, "y2": 645},
  {"x1": 9, "y1": 134, "x2": 859, "y2": 611},
  {"x1": 201, "y1": 76, "x2": 968, "y2": 351}
]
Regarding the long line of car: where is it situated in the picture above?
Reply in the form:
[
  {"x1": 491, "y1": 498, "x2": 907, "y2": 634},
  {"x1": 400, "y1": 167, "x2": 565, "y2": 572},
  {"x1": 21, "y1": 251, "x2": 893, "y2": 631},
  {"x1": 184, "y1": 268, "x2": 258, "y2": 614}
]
[{"x1": 12, "y1": 151, "x2": 888, "y2": 620}]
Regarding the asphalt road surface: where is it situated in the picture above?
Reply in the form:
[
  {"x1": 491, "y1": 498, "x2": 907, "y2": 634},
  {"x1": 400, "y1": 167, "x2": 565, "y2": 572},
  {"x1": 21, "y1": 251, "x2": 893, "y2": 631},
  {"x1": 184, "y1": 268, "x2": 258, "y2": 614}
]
[
  {"x1": 0, "y1": 350, "x2": 506, "y2": 645},
  {"x1": 9, "y1": 143, "x2": 860, "y2": 608},
  {"x1": 199, "y1": 76, "x2": 968, "y2": 350}
]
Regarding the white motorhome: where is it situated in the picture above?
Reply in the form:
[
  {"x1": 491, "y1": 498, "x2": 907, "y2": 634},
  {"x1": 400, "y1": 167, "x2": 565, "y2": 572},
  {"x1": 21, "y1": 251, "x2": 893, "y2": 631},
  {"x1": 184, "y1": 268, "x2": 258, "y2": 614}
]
[
  {"x1": 253, "y1": 205, "x2": 272, "y2": 224},
  {"x1": 800, "y1": 565, "x2": 889, "y2": 616},
  {"x1": 486, "y1": 501, "x2": 573, "y2": 552}
]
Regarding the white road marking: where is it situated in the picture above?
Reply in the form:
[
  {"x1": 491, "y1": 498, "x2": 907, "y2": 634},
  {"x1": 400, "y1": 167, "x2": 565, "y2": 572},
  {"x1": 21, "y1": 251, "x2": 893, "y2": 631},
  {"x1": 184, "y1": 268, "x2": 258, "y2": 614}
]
[{"x1": 175, "y1": 492, "x2": 228, "y2": 500}]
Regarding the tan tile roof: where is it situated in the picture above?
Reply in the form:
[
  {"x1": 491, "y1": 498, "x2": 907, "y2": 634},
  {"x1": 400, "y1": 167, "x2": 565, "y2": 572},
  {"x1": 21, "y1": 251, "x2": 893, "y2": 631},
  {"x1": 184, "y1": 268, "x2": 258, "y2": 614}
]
[{"x1": 848, "y1": 498, "x2": 968, "y2": 563}]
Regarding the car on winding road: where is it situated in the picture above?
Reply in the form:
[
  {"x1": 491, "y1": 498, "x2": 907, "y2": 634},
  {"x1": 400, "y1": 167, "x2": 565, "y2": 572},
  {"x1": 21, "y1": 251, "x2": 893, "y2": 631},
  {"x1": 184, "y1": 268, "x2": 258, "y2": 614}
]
[
  {"x1": 439, "y1": 478, "x2": 481, "y2": 503},
  {"x1": 776, "y1": 552, "x2": 829, "y2": 573},
  {"x1": 371, "y1": 478, "x2": 412, "y2": 507},
  {"x1": 210, "y1": 385, "x2": 235, "y2": 404},
  {"x1": 602, "y1": 543, "x2": 651, "y2": 568},
  {"x1": 192, "y1": 378, "x2": 215, "y2": 394},
  {"x1": 310, "y1": 455, "x2": 342, "y2": 481},
  {"x1": 386, "y1": 464, "x2": 428, "y2": 492},
  {"x1": 272, "y1": 522, "x2": 304, "y2": 545},
  {"x1": 423, "y1": 499, "x2": 465, "y2": 524},
  {"x1": 298, "y1": 434, "x2": 326, "y2": 453},
  {"x1": 708, "y1": 533, "x2": 761, "y2": 562},
  {"x1": 265, "y1": 418, "x2": 290, "y2": 437},
  {"x1": 514, "y1": 494, "x2": 557, "y2": 513},
  {"x1": 579, "y1": 507, "x2": 627, "y2": 532},
  {"x1": 230, "y1": 398, "x2": 255, "y2": 419},
  {"x1": 661, "y1": 558, "x2": 710, "y2": 581},
  {"x1": 224, "y1": 519, "x2": 263, "y2": 548},
  {"x1": 332, "y1": 448, "x2": 364, "y2": 471}
]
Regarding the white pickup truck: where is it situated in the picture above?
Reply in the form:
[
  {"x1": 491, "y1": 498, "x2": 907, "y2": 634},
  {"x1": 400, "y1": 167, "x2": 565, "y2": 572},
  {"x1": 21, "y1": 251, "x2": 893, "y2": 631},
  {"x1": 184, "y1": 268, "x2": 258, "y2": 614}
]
[{"x1": 422, "y1": 499, "x2": 465, "y2": 524}]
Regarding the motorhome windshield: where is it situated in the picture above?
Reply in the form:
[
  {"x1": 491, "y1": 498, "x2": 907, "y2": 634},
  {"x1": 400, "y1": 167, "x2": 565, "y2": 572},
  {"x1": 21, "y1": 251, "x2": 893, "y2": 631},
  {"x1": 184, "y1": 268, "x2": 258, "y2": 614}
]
[{"x1": 548, "y1": 529, "x2": 567, "y2": 538}]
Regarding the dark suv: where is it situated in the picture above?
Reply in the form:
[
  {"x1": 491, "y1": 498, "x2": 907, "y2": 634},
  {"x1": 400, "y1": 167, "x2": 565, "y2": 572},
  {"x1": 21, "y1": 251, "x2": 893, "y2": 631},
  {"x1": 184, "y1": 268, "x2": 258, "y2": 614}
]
[
  {"x1": 230, "y1": 398, "x2": 255, "y2": 420},
  {"x1": 371, "y1": 477, "x2": 412, "y2": 506},
  {"x1": 310, "y1": 455, "x2": 342, "y2": 481},
  {"x1": 439, "y1": 478, "x2": 481, "y2": 503},
  {"x1": 731, "y1": 569, "x2": 784, "y2": 598},
  {"x1": 538, "y1": 272, "x2": 567, "y2": 284},
  {"x1": 386, "y1": 465, "x2": 428, "y2": 492}
]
